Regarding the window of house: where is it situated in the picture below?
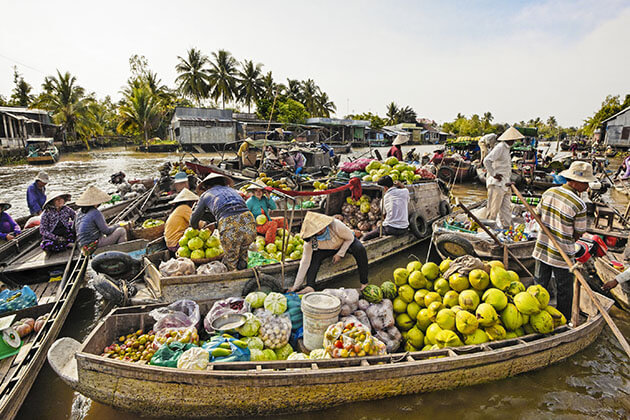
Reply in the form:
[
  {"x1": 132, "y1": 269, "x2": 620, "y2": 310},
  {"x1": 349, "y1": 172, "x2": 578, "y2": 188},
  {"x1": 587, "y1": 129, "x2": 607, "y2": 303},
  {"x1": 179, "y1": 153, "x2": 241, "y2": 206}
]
[{"x1": 622, "y1": 126, "x2": 630, "y2": 140}]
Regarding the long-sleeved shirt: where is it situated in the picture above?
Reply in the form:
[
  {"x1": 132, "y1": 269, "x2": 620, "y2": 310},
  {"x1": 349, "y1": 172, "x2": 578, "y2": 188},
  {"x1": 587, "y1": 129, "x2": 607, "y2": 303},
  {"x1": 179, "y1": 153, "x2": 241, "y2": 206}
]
[
  {"x1": 40, "y1": 206, "x2": 76, "y2": 242},
  {"x1": 383, "y1": 188, "x2": 410, "y2": 229},
  {"x1": 294, "y1": 219, "x2": 355, "y2": 286},
  {"x1": 165, "y1": 204, "x2": 192, "y2": 248},
  {"x1": 246, "y1": 195, "x2": 277, "y2": 218},
  {"x1": 26, "y1": 182, "x2": 46, "y2": 215},
  {"x1": 483, "y1": 141, "x2": 512, "y2": 189},
  {"x1": 76, "y1": 207, "x2": 116, "y2": 246},
  {"x1": 533, "y1": 184, "x2": 586, "y2": 269},
  {"x1": 190, "y1": 185, "x2": 249, "y2": 229},
  {"x1": 0, "y1": 212, "x2": 21, "y2": 240},
  {"x1": 387, "y1": 145, "x2": 403, "y2": 161}
]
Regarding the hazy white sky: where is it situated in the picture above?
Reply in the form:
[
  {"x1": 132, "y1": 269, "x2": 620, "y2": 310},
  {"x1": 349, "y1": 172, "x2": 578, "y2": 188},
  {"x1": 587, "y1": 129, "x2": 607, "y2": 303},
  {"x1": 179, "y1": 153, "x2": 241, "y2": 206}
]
[{"x1": 1, "y1": 0, "x2": 628, "y2": 127}]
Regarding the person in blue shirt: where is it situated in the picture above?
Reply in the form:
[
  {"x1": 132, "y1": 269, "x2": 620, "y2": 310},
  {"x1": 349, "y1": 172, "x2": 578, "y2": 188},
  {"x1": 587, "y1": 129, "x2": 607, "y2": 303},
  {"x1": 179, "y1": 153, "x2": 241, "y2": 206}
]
[
  {"x1": 191, "y1": 174, "x2": 256, "y2": 271},
  {"x1": 246, "y1": 183, "x2": 276, "y2": 217},
  {"x1": 27, "y1": 171, "x2": 49, "y2": 215}
]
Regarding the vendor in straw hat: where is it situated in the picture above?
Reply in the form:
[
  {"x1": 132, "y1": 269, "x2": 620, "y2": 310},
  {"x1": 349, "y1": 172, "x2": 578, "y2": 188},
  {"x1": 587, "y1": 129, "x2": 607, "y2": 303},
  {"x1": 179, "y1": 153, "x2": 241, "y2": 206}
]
[
  {"x1": 533, "y1": 161, "x2": 596, "y2": 319},
  {"x1": 191, "y1": 173, "x2": 256, "y2": 271},
  {"x1": 387, "y1": 135, "x2": 406, "y2": 161},
  {"x1": 27, "y1": 171, "x2": 49, "y2": 216},
  {"x1": 0, "y1": 202, "x2": 21, "y2": 242},
  {"x1": 287, "y1": 211, "x2": 369, "y2": 293},
  {"x1": 39, "y1": 191, "x2": 75, "y2": 253},
  {"x1": 76, "y1": 186, "x2": 127, "y2": 254},
  {"x1": 483, "y1": 126, "x2": 523, "y2": 227},
  {"x1": 165, "y1": 188, "x2": 199, "y2": 253},
  {"x1": 246, "y1": 182, "x2": 286, "y2": 245}
]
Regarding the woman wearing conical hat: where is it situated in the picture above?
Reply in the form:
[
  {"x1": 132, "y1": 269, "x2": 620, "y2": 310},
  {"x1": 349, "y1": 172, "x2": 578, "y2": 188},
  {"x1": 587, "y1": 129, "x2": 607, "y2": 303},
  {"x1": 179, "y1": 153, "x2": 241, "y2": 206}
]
[
  {"x1": 0, "y1": 202, "x2": 21, "y2": 243},
  {"x1": 165, "y1": 188, "x2": 199, "y2": 253},
  {"x1": 39, "y1": 192, "x2": 75, "y2": 253},
  {"x1": 75, "y1": 186, "x2": 127, "y2": 254},
  {"x1": 287, "y1": 211, "x2": 369, "y2": 293}
]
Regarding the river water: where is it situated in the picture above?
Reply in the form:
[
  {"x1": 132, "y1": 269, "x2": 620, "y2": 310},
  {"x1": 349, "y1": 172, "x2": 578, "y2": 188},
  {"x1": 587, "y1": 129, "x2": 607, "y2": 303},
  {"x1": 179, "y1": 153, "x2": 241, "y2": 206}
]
[{"x1": 6, "y1": 145, "x2": 629, "y2": 420}]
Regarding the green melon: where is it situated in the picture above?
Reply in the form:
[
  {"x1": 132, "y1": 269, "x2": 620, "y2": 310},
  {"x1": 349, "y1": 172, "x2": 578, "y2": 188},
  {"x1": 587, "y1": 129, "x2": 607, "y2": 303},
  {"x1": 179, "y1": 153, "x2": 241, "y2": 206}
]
[
  {"x1": 380, "y1": 281, "x2": 397, "y2": 300},
  {"x1": 362, "y1": 284, "x2": 383, "y2": 303}
]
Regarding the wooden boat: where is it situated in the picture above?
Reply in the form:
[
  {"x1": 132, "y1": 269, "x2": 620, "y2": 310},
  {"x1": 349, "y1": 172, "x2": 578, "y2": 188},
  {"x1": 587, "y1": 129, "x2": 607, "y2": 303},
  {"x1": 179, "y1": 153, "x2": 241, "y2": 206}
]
[
  {"x1": 433, "y1": 157, "x2": 477, "y2": 183},
  {"x1": 590, "y1": 249, "x2": 630, "y2": 312},
  {"x1": 25, "y1": 138, "x2": 59, "y2": 165},
  {"x1": 184, "y1": 161, "x2": 253, "y2": 183},
  {"x1": 47, "y1": 291, "x2": 613, "y2": 418},
  {"x1": 0, "y1": 188, "x2": 157, "y2": 283},
  {"x1": 137, "y1": 143, "x2": 179, "y2": 153},
  {"x1": 138, "y1": 180, "x2": 449, "y2": 302},
  {"x1": 330, "y1": 143, "x2": 351, "y2": 154}
]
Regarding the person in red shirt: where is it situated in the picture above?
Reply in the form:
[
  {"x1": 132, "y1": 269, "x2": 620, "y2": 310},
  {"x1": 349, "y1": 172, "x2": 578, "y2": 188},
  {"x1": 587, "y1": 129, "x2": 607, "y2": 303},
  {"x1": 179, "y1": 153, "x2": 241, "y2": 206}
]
[{"x1": 387, "y1": 135, "x2": 406, "y2": 161}]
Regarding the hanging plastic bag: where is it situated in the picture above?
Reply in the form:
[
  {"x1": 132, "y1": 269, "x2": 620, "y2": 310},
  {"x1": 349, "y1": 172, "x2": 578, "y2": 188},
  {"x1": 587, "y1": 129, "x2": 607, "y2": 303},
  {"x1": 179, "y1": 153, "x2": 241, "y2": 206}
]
[
  {"x1": 177, "y1": 347, "x2": 210, "y2": 370},
  {"x1": 203, "y1": 297, "x2": 251, "y2": 333},
  {"x1": 323, "y1": 320, "x2": 387, "y2": 358},
  {"x1": 202, "y1": 336, "x2": 250, "y2": 362},
  {"x1": 0, "y1": 286, "x2": 37, "y2": 314},
  {"x1": 284, "y1": 293, "x2": 302, "y2": 331},
  {"x1": 149, "y1": 299, "x2": 200, "y2": 331},
  {"x1": 149, "y1": 341, "x2": 196, "y2": 367}
]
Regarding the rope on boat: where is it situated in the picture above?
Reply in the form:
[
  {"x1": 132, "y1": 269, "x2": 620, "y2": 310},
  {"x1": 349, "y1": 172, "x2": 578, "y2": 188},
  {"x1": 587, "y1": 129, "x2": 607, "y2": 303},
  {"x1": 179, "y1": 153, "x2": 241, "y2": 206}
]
[
  {"x1": 252, "y1": 267, "x2": 261, "y2": 290},
  {"x1": 390, "y1": 351, "x2": 410, "y2": 363}
]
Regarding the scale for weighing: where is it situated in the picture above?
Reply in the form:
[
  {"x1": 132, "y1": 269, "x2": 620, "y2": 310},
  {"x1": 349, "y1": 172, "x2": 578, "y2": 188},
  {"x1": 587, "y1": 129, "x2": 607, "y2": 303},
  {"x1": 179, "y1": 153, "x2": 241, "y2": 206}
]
[{"x1": 0, "y1": 315, "x2": 22, "y2": 360}]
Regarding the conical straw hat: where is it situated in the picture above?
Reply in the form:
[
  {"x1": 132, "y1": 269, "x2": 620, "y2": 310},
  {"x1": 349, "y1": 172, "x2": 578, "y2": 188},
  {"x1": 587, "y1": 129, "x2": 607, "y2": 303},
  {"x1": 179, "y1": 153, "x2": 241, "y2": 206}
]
[
  {"x1": 171, "y1": 188, "x2": 199, "y2": 204},
  {"x1": 300, "y1": 212, "x2": 335, "y2": 239},
  {"x1": 75, "y1": 186, "x2": 111, "y2": 207},
  {"x1": 498, "y1": 126, "x2": 525, "y2": 141},
  {"x1": 43, "y1": 192, "x2": 71, "y2": 209},
  {"x1": 392, "y1": 134, "x2": 408, "y2": 145},
  {"x1": 246, "y1": 182, "x2": 267, "y2": 191}
]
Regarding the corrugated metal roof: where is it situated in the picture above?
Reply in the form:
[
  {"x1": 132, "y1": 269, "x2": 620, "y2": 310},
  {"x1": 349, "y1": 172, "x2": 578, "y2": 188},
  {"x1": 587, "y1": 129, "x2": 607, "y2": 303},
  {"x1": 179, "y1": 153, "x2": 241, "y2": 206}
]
[
  {"x1": 0, "y1": 106, "x2": 49, "y2": 115},
  {"x1": 602, "y1": 105, "x2": 630, "y2": 123}
]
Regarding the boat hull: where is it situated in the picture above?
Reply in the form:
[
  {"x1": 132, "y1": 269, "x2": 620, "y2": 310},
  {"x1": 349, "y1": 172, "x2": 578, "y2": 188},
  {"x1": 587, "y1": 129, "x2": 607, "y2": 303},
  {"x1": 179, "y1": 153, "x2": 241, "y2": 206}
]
[
  {"x1": 51, "y1": 291, "x2": 609, "y2": 418},
  {"x1": 26, "y1": 154, "x2": 58, "y2": 165}
]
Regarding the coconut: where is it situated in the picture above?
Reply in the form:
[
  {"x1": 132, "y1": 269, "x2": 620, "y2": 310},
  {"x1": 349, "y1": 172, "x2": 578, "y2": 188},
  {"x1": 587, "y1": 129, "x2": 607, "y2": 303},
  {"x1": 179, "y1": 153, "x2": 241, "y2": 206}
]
[
  {"x1": 435, "y1": 308, "x2": 456, "y2": 331},
  {"x1": 544, "y1": 306, "x2": 567, "y2": 328},
  {"x1": 501, "y1": 303, "x2": 524, "y2": 331},
  {"x1": 482, "y1": 288, "x2": 508, "y2": 311},
  {"x1": 464, "y1": 329, "x2": 489, "y2": 345},
  {"x1": 455, "y1": 310, "x2": 478, "y2": 335},
  {"x1": 475, "y1": 303, "x2": 498, "y2": 327},
  {"x1": 530, "y1": 311, "x2": 554, "y2": 334},
  {"x1": 527, "y1": 285, "x2": 550, "y2": 309},
  {"x1": 514, "y1": 292, "x2": 541, "y2": 315},
  {"x1": 435, "y1": 329, "x2": 463, "y2": 348}
]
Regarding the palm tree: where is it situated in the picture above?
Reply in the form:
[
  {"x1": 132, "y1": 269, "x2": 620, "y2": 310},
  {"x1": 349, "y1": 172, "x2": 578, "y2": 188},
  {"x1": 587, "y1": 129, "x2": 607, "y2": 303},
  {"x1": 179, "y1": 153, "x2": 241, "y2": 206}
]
[
  {"x1": 300, "y1": 79, "x2": 320, "y2": 115},
  {"x1": 237, "y1": 60, "x2": 264, "y2": 113},
  {"x1": 34, "y1": 70, "x2": 92, "y2": 145},
  {"x1": 397, "y1": 106, "x2": 417, "y2": 123},
  {"x1": 386, "y1": 102, "x2": 399, "y2": 124},
  {"x1": 285, "y1": 79, "x2": 302, "y2": 101},
  {"x1": 175, "y1": 48, "x2": 211, "y2": 107},
  {"x1": 207, "y1": 49, "x2": 239, "y2": 109},
  {"x1": 547, "y1": 115, "x2": 557, "y2": 128},
  {"x1": 316, "y1": 92, "x2": 336, "y2": 117},
  {"x1": 117, "y1": 86, "x2": 162, "y2": 146}
]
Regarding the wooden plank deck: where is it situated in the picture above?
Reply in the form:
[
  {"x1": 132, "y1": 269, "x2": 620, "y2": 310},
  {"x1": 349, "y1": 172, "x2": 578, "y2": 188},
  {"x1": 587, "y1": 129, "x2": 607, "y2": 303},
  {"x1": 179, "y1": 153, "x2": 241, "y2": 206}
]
[{"x1": 1, "y1": 247, "x2": 74, "y2": 274}]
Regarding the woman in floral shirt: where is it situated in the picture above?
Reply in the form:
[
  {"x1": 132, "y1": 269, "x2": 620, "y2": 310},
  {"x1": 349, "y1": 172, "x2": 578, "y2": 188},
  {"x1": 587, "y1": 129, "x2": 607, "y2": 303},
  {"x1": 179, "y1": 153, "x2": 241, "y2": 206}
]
[{"x1": 39, "y1": 192, "x2": 75, "y2": 253}]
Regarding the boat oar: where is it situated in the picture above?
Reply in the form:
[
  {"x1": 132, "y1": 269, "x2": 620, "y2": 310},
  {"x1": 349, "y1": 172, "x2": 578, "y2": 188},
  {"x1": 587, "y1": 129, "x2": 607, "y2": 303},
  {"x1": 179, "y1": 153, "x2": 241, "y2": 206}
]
[
  {"x1": 511, "y1": 185, "x2": 630, "y2": 358},
  {"x1": 454, "y1": 198, "x2": 533, "y2": 277}
]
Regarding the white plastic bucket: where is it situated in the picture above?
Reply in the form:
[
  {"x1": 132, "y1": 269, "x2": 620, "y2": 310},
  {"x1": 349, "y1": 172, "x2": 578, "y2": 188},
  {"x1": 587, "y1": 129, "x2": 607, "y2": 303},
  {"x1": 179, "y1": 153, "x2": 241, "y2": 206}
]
[{"x1": 301, "y1": 292, "x2": 341, "y2": 351}]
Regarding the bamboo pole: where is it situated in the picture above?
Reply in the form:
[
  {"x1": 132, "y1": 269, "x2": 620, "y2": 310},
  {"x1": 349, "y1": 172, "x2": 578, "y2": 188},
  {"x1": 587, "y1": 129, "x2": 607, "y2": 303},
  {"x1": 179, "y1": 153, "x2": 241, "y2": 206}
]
[{"x1": 511, "y1": 185, "x2": 630, "y2": 358}]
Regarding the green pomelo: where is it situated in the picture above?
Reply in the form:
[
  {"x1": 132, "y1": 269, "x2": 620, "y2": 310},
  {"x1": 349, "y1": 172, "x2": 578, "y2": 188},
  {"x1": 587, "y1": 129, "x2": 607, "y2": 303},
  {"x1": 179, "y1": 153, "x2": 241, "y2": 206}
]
[
  {"x1": 530, "y1": 311, "x2": 554, "y2": 334},
  {"x1": 435, "y1": 330, "x2": 463, "y2": 348},
  {"x1": 527, "y1": 284, "x2": 550, "y2": 309},
  {"x1": 395, "y1": 313, "x2": 415, "y2": 331},
  {"x1": 544, "y1": 306, "x2": 567, "y2": 328},
  {"x1": 414, "y1": 289, "x2": 429, "y2": 307},
  {"x1": 407, "y1": 327, "x2": 425, "y2": 348},
  {"x1": 398, "y1": 285, "x2": 415, "y2": 303},
  {"x1": 506, "y1": 280, "x2": 526, "y2": 297},
  {"x1": 506, "y1": 270, "x2": 520, "y2": 283},
  {"x1": 490, "y1": 266, "x2": 511, "y2": 290},
  {"x1": 433, "y1": 278, "x2": 450, "y2": 296},
  {"x1": 177, "y1": 246, "x2": 191, "y2": 258},
  {"x1": 426, "y1": 301, "x2": 445, "y2": 320},
  {"x1": 404, "y1": 341, "x2": 418, "y2": 352},
  {"x1": 406, "y1": 302, "x2": 421, "y2": 320},
  {"x1": 421, "y1": 262, "x2": 440, "y2": 281},
  {"x1": 439, "y1": 258, "x2": 452, "y2": 273},
  {"x1": 408, "y1": 270, "x2": 427, "y2": 289},
  {"x1": 187, "y1": 237, "x2": 204, "y2": 251},
  {"x1": 416, "y1": 308, "x2": 432, "y2": 331},
  {"x1": 393, "y1": 297, "x2": 408, "y2": 314},
  {"x1": 198, "y1": 229, "x2": 211, "y2": 242},
  {"x1": 424, "y1": 291, "x2": 442, "y2": 307},
  {"x1": 425, "y1": 323, "x2": 443, "y2": 345},
  {"x1": 501, "y1": 303, "x2": 523, "y2": 331},
  {"x1": 406, "y1": 261, "x2": 422, "y2": 273},
  {"x1": 464, "y1": 329, "x2": 489, "y2": 345},
  {"x1": 393, "y1": 268, "x2": 409, "y2": 286},
  {"x1": 484, "y1": 324, "x2": 507, "y2": 341},
  {"x1": 190, "y1": 249, "x2": 205, "y2": 259},
  {"x1": 443, "y1": 290, "x2": 460, "y2": 308}
]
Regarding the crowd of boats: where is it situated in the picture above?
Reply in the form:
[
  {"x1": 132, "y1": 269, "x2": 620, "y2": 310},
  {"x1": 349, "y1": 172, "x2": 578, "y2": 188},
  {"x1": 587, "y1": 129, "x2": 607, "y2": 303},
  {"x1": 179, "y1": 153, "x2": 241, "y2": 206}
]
[{"x1": 0, "y1": 134, "x2": 628, "y2": 418}]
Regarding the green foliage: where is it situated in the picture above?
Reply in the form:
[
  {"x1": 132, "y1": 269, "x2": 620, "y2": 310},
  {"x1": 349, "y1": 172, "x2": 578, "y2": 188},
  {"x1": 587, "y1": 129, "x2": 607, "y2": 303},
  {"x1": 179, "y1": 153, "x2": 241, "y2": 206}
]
[
  {"x1": 175, "y1": 48, "x2": 211, "y2": 106},
  {"x1": 10, "y1": 67, "x2": 33, "y2": 107},
  {"x1": 583, "y1": 94, "x2": 630, "y2": 135},
  {"x1": 346, "y1": 112, "x2": 386, "y2": 129},
  {"x1": 442, "y1": 113, "x2": 506, "y2": 137},
  {"x1": 385, "y1": 102, "x2": 416, "y2": 124},
  {"x1": 237, "y1": 60, "x2": 264, "y2": 113},
  {"x1": 117, "y1": 86, "x2": 162, "y2": 143},
  {"x1": 207, "y1": 49, "x2": 239, "y2": 109}
]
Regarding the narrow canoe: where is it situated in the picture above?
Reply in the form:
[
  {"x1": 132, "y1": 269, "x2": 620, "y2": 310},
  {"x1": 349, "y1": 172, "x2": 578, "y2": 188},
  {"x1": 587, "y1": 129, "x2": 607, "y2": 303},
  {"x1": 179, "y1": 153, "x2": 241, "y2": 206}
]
[
  {"x1": 47, "y1": 290, "x2": 613, "y2": 418},
  {"x1": 591, "y1": 253, "x2": 630, "y2": 312}
]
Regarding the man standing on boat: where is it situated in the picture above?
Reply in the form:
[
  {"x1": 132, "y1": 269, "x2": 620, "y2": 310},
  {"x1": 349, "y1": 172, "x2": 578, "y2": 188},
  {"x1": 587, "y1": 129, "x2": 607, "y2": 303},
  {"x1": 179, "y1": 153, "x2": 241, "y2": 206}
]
[
  {"x1": 533, "y1": 161, "x2": 596, "y2": 319},
  {"x1": 27, "y1": 171, "x2": 49, "y2": 216},
  {"x1": 478, "y1": 133, "x2": 497, "y2": 162},
  {"x1": 483, "y1": 127, "x2": 522, "y2": 227}
]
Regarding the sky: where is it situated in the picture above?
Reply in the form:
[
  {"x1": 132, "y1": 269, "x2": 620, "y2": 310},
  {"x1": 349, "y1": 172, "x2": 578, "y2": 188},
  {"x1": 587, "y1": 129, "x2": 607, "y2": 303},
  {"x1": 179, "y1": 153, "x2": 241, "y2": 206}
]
[{"x1": 0, "y1": 0, "x2": 628, "y2": 127}]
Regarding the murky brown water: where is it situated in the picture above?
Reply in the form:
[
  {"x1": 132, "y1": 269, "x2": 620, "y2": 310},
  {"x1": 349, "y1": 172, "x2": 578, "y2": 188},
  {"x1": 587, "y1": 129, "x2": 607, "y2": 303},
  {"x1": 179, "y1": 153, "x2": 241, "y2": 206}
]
[{"x1": 9, "y1": 146, "x2": 630, "y2": 420}]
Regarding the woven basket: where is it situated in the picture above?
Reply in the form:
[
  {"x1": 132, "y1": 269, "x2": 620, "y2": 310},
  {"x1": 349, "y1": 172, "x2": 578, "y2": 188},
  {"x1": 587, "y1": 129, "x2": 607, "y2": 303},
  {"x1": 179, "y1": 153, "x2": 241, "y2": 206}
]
[{"x1": 132, "y1": 223, "x2": 165, "y2": 241}]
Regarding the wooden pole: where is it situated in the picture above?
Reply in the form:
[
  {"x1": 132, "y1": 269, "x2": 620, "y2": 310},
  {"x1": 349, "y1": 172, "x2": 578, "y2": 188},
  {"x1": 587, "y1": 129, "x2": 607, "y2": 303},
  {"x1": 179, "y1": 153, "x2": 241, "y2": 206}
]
[
  {"x1": 454, "y1": 199, "x2": 534, "y2": 277},
  {"x1": 511, "y1": 185, "x2": 630, "y2": 358}
]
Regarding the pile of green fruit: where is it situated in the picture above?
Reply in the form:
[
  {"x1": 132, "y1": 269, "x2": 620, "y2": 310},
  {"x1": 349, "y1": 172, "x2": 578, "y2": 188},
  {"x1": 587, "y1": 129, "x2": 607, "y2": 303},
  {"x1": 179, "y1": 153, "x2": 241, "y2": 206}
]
[
  {"x1": 101, "y1": 329, "x2": 157, "y2": 363},
  {"x1": 177, "y1": 227, "x2": 224, "y2": 260},
  {"x1": 254, "y1": 225, "x2": 304, "y2": 262},
  {"x1": 381, "y1": 259, "x2": 565, "y2": 352},
  {"x1": 141, "y1": 219, "x2": 164, "y2": 229},
  {"x1": 363, "y1": 157, "x2": 423, "y2": 185}
]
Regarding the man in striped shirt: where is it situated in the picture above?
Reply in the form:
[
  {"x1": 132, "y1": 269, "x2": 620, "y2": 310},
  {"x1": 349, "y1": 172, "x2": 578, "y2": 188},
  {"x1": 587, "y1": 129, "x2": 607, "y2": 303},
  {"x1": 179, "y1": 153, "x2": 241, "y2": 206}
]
[{"x1": 532, "y1": 161, "x2": 596, "y2": 319}]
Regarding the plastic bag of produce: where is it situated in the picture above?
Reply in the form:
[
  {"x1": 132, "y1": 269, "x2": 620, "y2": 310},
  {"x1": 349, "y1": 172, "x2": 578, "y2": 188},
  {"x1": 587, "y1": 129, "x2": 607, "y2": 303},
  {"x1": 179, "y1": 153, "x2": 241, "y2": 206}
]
[
  {"x1": 196, "y1": 261, "x2": 228, "y2": 275},
  {"x1": 245, "y1": 291, "x2": 267, "y2": 309},
  {"x1": 177, "y1": 347, "x2": 209, "y2": 370},
  {"x1": 236, "y1": 313, "x2": 260, "y2": 337},
  {"x1": 203, "y1": 297, "x2": 251, "y2": 333},
  {"x1": 159, "y1": 258, "x2": 196, "y2": 277},
  {"x1": 0, "y1": 286, "x2": 37, "y2": 314},
  {"x1": 351, "y1": 310, "x2": 372, "y2": 332},
  {"x1": 323, "y1": 320, "x2": 387, "y2": 358},
  {"x1": 323, "y1": 288, "x2": 359, "y2": 315},
  {"x1": 149, "y1": 299, "x2": 200, "y2": 331},
  {"x1": 258, "y1": 310, "x2": 292, "y2": 349},
  {"x1": 149, "y1": 341, "x2": 196, "y2": 367},
  {"x1": 284, "y1": 293, "x2": 302, "y2": 331},
  {"x1": 365, "y1": 299, "x2": 395, "y2": 331},
  {"x1": 309, "y1": 348, "x2": 332, "y2": 359},
  {"x1": 152, "y1": 326, "x2": 199, "y2": 349},
  {"x1": 375, "y1": 326, "x2": 402, "y2": 353},
  {"x1": 274, "y1": 343, "x2": 294, "y2": 360},
  {"x1": 264, "y1": 292, "x2": 288, "y2": 314},
  {"x1": 202, "y1": 336, "x2": 250, "y2": 362}
]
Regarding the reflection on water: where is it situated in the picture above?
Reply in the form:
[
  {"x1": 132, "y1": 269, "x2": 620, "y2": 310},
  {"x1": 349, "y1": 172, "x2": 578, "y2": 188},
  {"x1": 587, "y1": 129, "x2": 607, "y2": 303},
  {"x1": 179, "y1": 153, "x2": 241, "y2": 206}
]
[{"x1": 12, "y1": 146, "x2": 630, "y2": 420}]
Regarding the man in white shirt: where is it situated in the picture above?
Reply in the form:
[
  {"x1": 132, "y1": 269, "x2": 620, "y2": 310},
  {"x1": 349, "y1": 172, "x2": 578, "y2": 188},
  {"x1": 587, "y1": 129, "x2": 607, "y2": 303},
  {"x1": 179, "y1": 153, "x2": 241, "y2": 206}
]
[
  {"x1": 483, "y1": 126, "x2": 523, "y2": 227},
  {"x1": 361, "y1": 176, "x2": 410, "y2": 241}
]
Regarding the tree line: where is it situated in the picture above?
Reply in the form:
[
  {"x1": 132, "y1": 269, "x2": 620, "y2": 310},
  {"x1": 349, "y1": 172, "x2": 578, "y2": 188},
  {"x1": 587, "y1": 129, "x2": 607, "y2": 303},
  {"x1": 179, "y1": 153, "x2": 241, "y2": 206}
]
[{"x1": 0, "y1": 49, "x2": 337, "y2": 146}]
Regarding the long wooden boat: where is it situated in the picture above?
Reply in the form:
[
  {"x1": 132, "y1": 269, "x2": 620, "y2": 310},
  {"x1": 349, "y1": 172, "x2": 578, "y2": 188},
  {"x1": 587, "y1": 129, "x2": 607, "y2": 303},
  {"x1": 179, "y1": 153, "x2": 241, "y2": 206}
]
[
  {"x1": 591, "y1": 252, "x2": 630, "y2": 312},
  {"x1": 184, "y1": 161, "x2": 253, "y2": 183},
  {"x1": 26, "y1": 139, "x2": 59, "y2": 165},
  {"x1": 434, "y1": 157, "x2": 477, "y2": 183},
  {"x1": 47, "y1": 291, "x2": 613, "y2": 418},
  {"x1": 0, "y1": 188, "x2": 157, "y2": 283}
]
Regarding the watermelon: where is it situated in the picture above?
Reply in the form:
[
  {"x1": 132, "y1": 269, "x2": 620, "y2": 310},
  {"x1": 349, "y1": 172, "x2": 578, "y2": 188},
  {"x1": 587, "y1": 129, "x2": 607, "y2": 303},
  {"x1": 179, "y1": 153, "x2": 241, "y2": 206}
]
[
  {"x1": 362, "y1": 284, "x2": 383, "y2": 303},
  {"x1": 381, "y1": 281, "x2": 397, "y2": 300}
]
